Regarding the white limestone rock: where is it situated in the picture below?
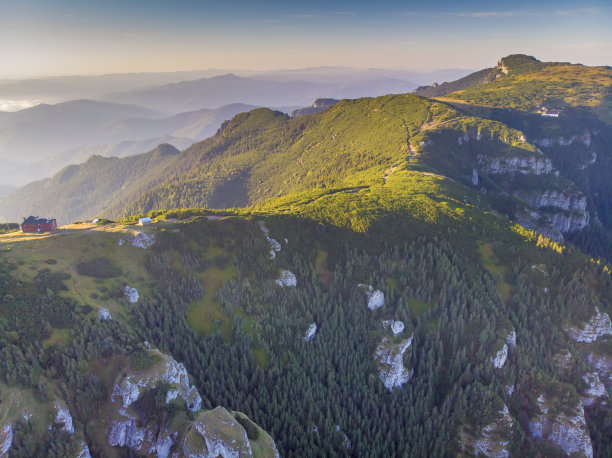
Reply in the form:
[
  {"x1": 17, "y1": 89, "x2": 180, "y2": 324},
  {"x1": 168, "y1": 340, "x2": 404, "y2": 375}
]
[
  {"x1": 528, "y1": 393, "x2": 593, "y2": 458},
  {"x1": 76, "y1": 441, "x2": 91, "y2": 458},
  {"x1": 391, "y1": 320, "x2": 405, "y2": 336},
  {"x1": 107, "y1": 350, "x2": 205, "y2": 456},
  {"x1": 275, "y1": 270, "x2": 297, "y2": 287},
  {"x1": 471, "y1": 168, "x2": 479, "y2": 186},
  {"x1": 192, "y1": 407, "x2": 252, "y2": 458},
  {"x1": 358, "y1": 284, "x2": 384, "y2": 310},
  {"x1": 477, "y1": 154, "x2": 555, "y2": 176},
  {"x1": 54, "y1": 400, "x2": 74, "y2": 434},
  {"x1": 505, "y1": 385, "x2": 514, "y2": 396},
  {"x1": 472, "y1": 405, "x2": 513, "y2": 458},
  {"x1": 528, "y1": 394, "x2": 549, "y2": 440},
  {"x1": 130, "y1": 231, "x2": 155, "y2": 249},
  {"x1": 111, "y1": 350, "x2": 202, "y2": 412},
  {"x1": 566, "y1": 307, "x2": 612, "y2": 343},
  {"x1": 97, "y1": 308, "x2": 112, "y2": 321},
  {"x1": 304, "y1": 323, "x2": 317, "y2": 341},
  {"x1": 535, "y1": 132, "x2": 593, "y2": 149},
  {"x1": 582, "y1": 372, "x2": 608, "y2": 406},
  {"x1": 587, "y1": 353, "x2": 612, "y2": 389},
  {"x1": 0, "y1": 424, "x2": 13, "y2": 456},
  {"x1": 124, "y1": 286, "x2": 139, "y2": 304},
  {"x1": 374, "y1": 334, "x2": 414, "y2": 391},
  {"x1": 522, "y1": 190, "x2": 587, "y2": 212},
  {"x1": 259, "y1": 221, "x2": 282, "y2": 259},
  {"x1": 383, "y1": 320, "x2": 405, "y2": 335},
  {"x1": 505, "y1": 329, "x2": 516, "y2": 348},
  {"x1": 491, "y1": 344, "x2": 508, "y2": 369}
]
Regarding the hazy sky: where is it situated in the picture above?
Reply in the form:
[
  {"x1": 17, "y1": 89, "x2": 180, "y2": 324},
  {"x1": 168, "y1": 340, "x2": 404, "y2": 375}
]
[{"x1": 0, "y1": 0, "x2": 610, "y2": 78}]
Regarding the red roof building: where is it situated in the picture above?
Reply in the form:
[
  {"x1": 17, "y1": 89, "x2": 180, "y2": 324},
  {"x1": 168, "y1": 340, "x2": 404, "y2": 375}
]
[{"x1": 21, "y1": 216, "x2": 57, "y2": 233}]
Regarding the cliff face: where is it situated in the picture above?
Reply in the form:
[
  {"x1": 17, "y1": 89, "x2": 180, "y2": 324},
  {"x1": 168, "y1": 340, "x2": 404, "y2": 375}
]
[
  {"x1": 460, "y1": 405, "x2": 514, "y2": 458},
  {"x1": 527, "y1": 393, "x2": 593, "y2": 458},
  {"x1": 374, "y1": 334, "x2": 414, "y2": 391},
  {"x1": 291, "y1": 98, "x2": 340, "y2": 118},
  {"x1": 474, "y1": 144, "x2": 589, "y2": 237},
  {"x1": 565, "y1": 307, "x2": 612, "y2": 343},
  {"x1": 104, "y1": 349, "x2": 278, "y2": 457},
  {"x1": 477, "y1": 155, "x2": 554, "y2": 176}
]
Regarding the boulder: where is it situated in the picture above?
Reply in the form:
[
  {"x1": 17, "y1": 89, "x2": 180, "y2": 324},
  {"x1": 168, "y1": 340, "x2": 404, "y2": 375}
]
[
  {"x1": 358, "y1": 284, "x2": 384, "y2": 310},
  {"x1": 275, "y1": 270, "x2": 297, "y2": 287},
  {"x1": 124, "y1": 286, "x2": 139, "y2": 304},
  {"x1": 304, "y1": 323, "x2": 317, "y2": 341},
  {"x1": 374, "y1": 335, "x2": 414, "y2": 391},
  {"x1": 97, "y1": 308, "x2": 112, "y2": 321}
]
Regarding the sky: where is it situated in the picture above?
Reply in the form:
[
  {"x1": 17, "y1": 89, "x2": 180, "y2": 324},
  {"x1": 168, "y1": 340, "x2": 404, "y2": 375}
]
[{"x1": 0, "y1": 0, "x2": 610, "y2": 79}]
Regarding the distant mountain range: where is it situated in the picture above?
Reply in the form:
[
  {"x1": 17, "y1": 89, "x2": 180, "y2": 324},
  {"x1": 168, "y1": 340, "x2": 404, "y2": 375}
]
[
  {"x1": 0, "y1": 100, "x2": 258, "y2": 186},
  {"x1": 0, "y1": 66, "x2": 470, "y2": 108},
  {"x1": 100, "y1": 73, "x2": 417, "y2": 113}
]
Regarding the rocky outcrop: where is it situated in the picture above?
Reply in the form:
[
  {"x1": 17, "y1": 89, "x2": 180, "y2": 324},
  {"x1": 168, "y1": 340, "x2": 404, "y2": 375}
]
[
  {"x1": 471, "y1": 169, "x2": 479, "y2": 186},
  {"x1": 76, "y1": 441, "x2": 91, "y2": 458},
  {"x1": 582, "y1": 372, "x2": 608, "y2": 406},
  {"x1": 516, "y1": 205, "x2": 589, "y2": 239},
  {"x1": 291, "y1": 98, "x2": 339, "y2": 118},
  {"x1": 275, "y1": 270, "x2": 296, "y2": 287},
  {"x1": 358, "y1": 284, "x2": 384, "y2": 310},
  {"x1": 182, "y1": 407, "x2": 279, "y2": 457},
  {"x1": 587, "y1": 353, "x2": 612, "y2": 390},
  {"x1": 107, "y1": 415, "x2": 176, "y2": 457},
  {"x1": 0, "y1": 424, "x2": 13, "y2": 456},
  {"x1": 107, "y1": 350, "x2": 203, "y2": 455},
  {"x1": 515, "y1": 211, "x2": 564, "y2": 242},
  {"x1": 521, "y1": 190, "x2": 587, "y2": 213},
  {"x1": 259, "y1": 221, "x2": 281, "y2": 259},
  {"x1": 110, "y1": 350, "x2": 202, "y2": 412},
  {"x1": 548, "y1": 210, "x2": 589, "y2": 233},
  {"x1": 505, "y1": 329, "x2": 516, "y2": 348},
  {"x1": 304, "y1": 323, "x2": 317, "y2": 341},
  {"x1": 467, "y1": 404, "x2": 514, "y2": 458},
  {"x1": 565, "y1": 307, "x2": 612, "y2": 343},
  {"x1": 477, "y1": 155, "x2": 554, "y2": 175},
  {"x1": 491, "y1": 344, "x2": 508, "y2": 369},
  {"x1": 130, "y1": 231, "x2": 155, "y2": 249},
  {"x1": 535, "y1": 131, "x2": 593, "y2": 148},
  {"x1": 382, "y1": 320, "x2": 405, "y2": 335},
  {"x1": 374, "y1": 334, "x2": 414, "y2": 391},
  {"x1": 124, "y1": 286, "x2": 139, "y2": 304},
  {"x1": 193, "y1": 407, "x2": 252, "y2": 457},
  {"x1": 54, "y1": 400, "x2": 74, "y2": 434},
  {"x1": 528, "y1": 393, "x2": 593, "y2": 457},
  {"x1": 97, "y1": 308, "x2": 112, "y2": 321}
]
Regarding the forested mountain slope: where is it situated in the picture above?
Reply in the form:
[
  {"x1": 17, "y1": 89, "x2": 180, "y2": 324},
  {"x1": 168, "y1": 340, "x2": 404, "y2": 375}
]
[
  {"x1": 0, "y1": 89, "x2": 593, "y2": 250},
  {"x1": 0, "y1": 199, "x2": 610, "y2": 456}
]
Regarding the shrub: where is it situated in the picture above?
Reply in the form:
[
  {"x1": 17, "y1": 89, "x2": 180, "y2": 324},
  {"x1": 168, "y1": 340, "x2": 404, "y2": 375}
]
[{"x1": 76, "y1": 258, "x2": 122, "y2": 278}]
